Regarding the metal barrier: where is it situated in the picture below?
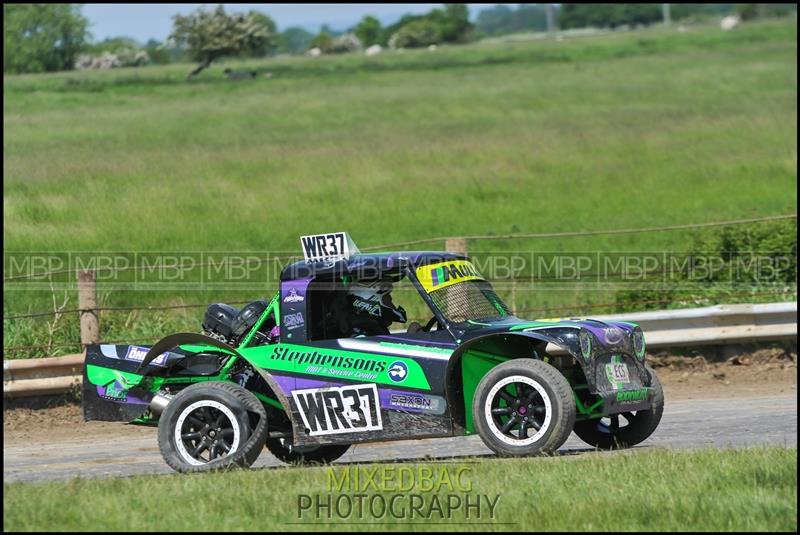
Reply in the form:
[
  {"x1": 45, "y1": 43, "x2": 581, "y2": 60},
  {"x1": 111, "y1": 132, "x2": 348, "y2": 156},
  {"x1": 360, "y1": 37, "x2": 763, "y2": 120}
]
[
  {"x1": 4, "y1": 354, "x2": 83, "y2": 398},
  {"x1": 582, "y1": 301, "x2": 797, "y2": 348},
  {"x1": 3, "y1": 302, "x2": 797, "y2": 398}
]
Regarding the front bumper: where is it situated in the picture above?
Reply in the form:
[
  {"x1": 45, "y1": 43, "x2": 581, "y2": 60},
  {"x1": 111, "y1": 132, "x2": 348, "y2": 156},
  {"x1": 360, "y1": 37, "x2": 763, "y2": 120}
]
[{"x1": 592, "y1": 352, "x2": 654, "y2": 415}]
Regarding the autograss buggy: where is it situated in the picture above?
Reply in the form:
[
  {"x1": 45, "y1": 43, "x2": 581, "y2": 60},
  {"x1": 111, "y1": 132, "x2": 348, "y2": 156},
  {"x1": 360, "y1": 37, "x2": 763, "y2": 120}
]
[{"x1": 83, "y1": 232, "x2": 663, "y2": 473}]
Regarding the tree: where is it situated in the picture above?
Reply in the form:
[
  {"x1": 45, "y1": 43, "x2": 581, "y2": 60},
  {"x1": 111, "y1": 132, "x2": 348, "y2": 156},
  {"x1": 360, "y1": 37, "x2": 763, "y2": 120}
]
[
  {"x1": 383, "y1": 4, "x2": 474, "y2": 48},
  {"x1": 319, "y1": 24, "x2": 342, "y2": 38},
  {"x1": 737, "y1": 4, "x2": 757, "y2": 20},
  {"x1": 380, "y1": 14, "x2": 425, "y2": 46},
  {"x1": 3, "y1": 3, "x2": 90, "y2": 74},
  {"x1": 278, "y1": 27, "x2": 314, "y2": 54},
  {"x1": 168, "y1": 6, "x2": 273, "y2": 79},
  {"x1": 246, "y1": 11, "x2": 278, "y2": 56},
  {"x1": 438, "y1": 4, "x2": 474, "y2": 43},
  {"x1": 476, "y1": 4, "x2": 550, "y2": 36},
  {"x1": 391, "y1": 19, "x2": 442, "y2": 48},
  {"x1": 475, "y1": 5, "x2": 515, "y2": 36},
  {"x1": 560, "y1": 4, "x2": 661, "y2": 30},
  {"x1": 309, "y1": 31, "x2": 334, "y2": 53},
  {"x1": 144, "y1": 39, "x2": 171, "y2": 65},
  {"x1": 354, "y1": 15, "x2": 382, "y2": 47}
]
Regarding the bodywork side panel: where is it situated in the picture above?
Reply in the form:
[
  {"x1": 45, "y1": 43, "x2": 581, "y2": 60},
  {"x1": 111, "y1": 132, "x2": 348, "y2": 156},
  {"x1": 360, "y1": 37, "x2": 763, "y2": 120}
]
[
  {"x1": 82, "y1": 334, "x2": 283, "y2": 423},
  {"x1": 239, "y1": 336, "x2": 458, "y2": 447}
]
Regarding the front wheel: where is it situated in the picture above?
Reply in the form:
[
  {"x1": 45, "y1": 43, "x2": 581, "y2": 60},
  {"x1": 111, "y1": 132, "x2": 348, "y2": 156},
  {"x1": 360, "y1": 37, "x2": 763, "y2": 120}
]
[
  {"x1": 265, "y1": 436, "x2": 350, "y2": 465},
  {"x1": 473, "y1": 359, "x2": 576, "y2": 457},
  {"x1": 157, "y1": 381, "x2": 268, "y2": 473},
  {"x1": 573, "y1": 365, "x2": 664, "y2": 449}
]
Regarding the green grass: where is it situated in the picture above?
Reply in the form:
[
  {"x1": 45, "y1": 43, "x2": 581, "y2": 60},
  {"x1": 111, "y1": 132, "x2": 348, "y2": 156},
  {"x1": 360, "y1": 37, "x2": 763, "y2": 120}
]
[
  {"x1": 3, "y1": 19, "x2": 797, "y2": 354},
  {"x1": 3, "y1": 447, "x2": 796, "y2": 531}
]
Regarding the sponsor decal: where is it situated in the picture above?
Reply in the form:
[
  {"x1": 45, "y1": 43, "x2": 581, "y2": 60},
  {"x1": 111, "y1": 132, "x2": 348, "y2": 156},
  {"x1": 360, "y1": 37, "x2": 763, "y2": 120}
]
[
  {"x1": 388, "y1": 361, "x2": 408, "y2": 383},
  {"x1": 415, "y1": 260, "x2": 484, "y2": 293},
  {"x1": 272, "y1": 346, "x2": 387, "y2": 373},
  {"x1": 604, "y1": 356, "x2": 630, "y2": 389},
  {"x1": 264, "y1": 344, "x2": 432, "y2": 390},
  {"x1": 293, "y1": 383, "x2": 382, "y2": 436},
  {"x1": 124, "y1": 345, "x2": 168, "y2": 366},
  {"x1": 100, "y1": 380, "x2": 127, "y2": 401},
  {"x1": 388, "y1": 393, "x2": 446, "y2": 415},
  {"x1": 283, "y1": 287, "x2": 305, "y2": 303},
  {"x1": 353, "y1": 298, "x2": 381, "y2": 317},
  {"x1": 284, "y1": 312, "x2": 305, "y2": 330},
  {"x1": 616, "y1": 388, "x2": 649, "y2": 403}
]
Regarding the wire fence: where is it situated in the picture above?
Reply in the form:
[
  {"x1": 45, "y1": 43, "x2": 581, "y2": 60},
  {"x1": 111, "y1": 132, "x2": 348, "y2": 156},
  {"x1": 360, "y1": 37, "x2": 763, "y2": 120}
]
[
  {"x1": 360, "y1": 214, "x2": 798, "y2": 250},
  {"x1": 3, "y1": 290, "x2": 794, "y2": 354},
  {"x1": 3, "y1": 301, "x2": 256, "y2": 321},
  {"x1": 4, "y1": 281, "x2": 795, "y2": 323}
]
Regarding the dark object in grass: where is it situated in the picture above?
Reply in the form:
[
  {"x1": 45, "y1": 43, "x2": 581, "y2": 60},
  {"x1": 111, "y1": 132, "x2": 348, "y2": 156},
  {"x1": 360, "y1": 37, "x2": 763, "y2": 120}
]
[{"x1": 223, "y1": 68, "x2": 257, "y2": 80}]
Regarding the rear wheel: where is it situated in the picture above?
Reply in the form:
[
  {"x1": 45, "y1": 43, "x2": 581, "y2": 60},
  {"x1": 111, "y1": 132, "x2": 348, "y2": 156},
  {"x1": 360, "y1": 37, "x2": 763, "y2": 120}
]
[
  {"x1": 265, "y1": 436, "x2": 350, "y2": 465},
  {"x1": 473, "y1": 359, "x2": 575, "y2": 457},
  {"x1": 573, "y1": 365, "x2": 664, "y2": 449},
  {"x1": 157, "y1": 381, "x2": 267, "y2": 473}
]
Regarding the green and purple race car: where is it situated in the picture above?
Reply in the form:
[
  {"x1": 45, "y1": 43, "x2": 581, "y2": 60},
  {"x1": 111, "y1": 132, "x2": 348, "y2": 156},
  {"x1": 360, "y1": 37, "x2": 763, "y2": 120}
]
[{"x1": 83, "y1": 232, "x2": 663, "y2": 473}]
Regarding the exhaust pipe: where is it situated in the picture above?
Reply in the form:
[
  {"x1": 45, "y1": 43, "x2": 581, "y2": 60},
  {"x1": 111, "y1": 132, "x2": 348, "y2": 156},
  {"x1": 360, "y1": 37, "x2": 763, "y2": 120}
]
[{"x1": 149, "y1": 391, "x2": 173, "y2": 417}]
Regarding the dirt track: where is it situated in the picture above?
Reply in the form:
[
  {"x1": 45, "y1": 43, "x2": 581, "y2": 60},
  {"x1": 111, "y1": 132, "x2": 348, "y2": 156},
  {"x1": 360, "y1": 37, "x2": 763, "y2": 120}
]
[{"x1": 4, "y1": 350, "x2": 796, "y2": 483}]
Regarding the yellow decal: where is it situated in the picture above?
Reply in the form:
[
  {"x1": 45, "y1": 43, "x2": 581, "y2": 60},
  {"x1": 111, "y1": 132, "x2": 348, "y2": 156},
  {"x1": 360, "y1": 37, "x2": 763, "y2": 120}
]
[{"x1": 416, "y1": 260, "x2": 484, "y2": 293}]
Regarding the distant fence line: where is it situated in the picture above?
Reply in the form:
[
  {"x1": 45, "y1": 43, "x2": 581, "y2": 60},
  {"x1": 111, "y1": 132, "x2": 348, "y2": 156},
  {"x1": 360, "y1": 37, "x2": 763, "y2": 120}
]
[
  {"x1": 3, "y1": 282, "x2": 794, "y2": 324},
  {"x1": 2, "y1": 274, "x2": 794, "y2": 355},
  {"x1": 359, "y1": 214, "x2": 798, "y2": 251}
]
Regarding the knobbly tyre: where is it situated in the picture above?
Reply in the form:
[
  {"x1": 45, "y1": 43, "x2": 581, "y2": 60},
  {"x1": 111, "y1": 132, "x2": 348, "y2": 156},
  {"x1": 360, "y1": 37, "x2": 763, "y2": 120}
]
[{"x1": 83, "y1": 232, "x2": 664, "y2": 473}]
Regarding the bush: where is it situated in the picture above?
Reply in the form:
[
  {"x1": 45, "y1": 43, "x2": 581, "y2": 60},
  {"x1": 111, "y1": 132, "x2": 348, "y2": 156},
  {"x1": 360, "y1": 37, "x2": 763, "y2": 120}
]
[
  {"x1": 75, "y1": 49, "x2": 150, "y2": 70},
  {"x1": 144, "y1": 39, "x2": 171, "y2": 65},
  {"x1": 330, "y1": 33, "x2": 362, "y2": 54},
  {"x1": 279, "y1": 27, "x2": 314, "y2": 54},
  {"x1": 354, "y1": 15, "x2": 382, "y2": 47},
  {"x1": 614, "y1": 220, "x2": 797, "y2": 311},
  {"x1": 390, "y1": 19, "x2": 442, "y2": 49},
  {"x1": 309, "y1": 32, "x2": 334, "y2": 53}
]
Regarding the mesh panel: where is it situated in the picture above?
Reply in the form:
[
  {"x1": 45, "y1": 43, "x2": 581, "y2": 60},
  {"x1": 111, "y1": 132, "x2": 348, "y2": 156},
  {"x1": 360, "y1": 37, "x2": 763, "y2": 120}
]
[{"x1": 428, "y1": 280, "x2": 512, "y2": 323}]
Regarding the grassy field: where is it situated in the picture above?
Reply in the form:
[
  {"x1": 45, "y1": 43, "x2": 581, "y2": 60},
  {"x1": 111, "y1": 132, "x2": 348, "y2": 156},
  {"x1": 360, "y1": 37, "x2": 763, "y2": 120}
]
[
  {"x1": 3, "y1": 19, "x2": 797, "y2": 354},
  {"x1": 3, "y1": 446, "x2": 796, "y2": 531}
]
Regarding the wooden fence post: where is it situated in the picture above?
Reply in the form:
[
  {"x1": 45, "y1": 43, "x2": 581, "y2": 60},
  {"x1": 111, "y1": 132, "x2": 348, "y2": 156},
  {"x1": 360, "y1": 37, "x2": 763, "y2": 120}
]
[
  {"x1": 445, "y1": 237, "x2": 467, "y2": 256},
  {"x1": 77, "y1": 269, "x2": 100, "y2": 346}
]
